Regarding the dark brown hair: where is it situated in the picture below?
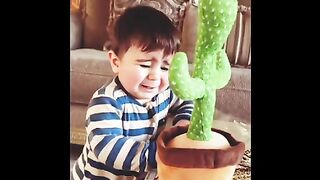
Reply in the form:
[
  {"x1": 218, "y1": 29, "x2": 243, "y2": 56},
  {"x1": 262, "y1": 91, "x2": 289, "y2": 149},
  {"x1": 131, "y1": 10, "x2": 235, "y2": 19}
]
[{"x1": 109, "y1": 5, "x2": 180, "y2": 57}]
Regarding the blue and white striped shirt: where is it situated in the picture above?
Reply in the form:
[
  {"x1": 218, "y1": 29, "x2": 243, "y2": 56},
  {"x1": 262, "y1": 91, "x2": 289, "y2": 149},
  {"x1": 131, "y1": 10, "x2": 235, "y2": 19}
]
[{"x1": 72, "y1": 77, "x2": 193, "y2": 180}]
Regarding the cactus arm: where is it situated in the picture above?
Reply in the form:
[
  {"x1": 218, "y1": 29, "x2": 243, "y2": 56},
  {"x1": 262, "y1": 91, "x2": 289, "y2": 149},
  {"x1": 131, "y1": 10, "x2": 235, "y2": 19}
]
[
  {"x1": 169, "y1": 0, "x2": 238, "y2": 141},
  {"x1": 169, "y1": 52, "x2": 205, "y2": 100},
  {"x1": 211, "y1": 50, "x2": 232, "y2": 89}
]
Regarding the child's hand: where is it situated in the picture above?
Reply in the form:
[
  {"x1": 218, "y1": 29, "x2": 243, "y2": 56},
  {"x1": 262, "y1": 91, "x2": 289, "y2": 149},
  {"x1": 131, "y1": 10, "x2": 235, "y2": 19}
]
[{"x1": 175, "y1": 119, "x2": 190, "y2": 127}]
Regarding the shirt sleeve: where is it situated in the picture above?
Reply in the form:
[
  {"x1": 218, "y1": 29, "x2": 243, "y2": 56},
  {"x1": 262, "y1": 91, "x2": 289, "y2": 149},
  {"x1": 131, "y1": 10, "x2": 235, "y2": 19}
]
[
  {"x1": 168, "y1": 90, "x2": 194, "y2": 125},
  {"x1": 85, "y1": 93, "x2": 156, "y2": 174}
]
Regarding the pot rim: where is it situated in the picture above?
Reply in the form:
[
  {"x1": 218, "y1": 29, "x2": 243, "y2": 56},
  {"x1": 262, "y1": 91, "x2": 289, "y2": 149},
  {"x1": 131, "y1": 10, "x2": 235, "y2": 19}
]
[{"x1": 156, "y1": 125, "x2": 245, "y2": 168}]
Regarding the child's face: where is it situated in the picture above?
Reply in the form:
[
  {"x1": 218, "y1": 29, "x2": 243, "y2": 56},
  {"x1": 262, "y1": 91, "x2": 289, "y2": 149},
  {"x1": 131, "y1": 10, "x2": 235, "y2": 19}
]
[{"x1": 116, "y1": 46, "x2": 173, "y2": 101}]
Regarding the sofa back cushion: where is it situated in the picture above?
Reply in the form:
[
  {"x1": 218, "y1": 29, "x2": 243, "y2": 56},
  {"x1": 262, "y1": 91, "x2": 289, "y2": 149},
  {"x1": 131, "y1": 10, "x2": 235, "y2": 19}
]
[
  {"x1": 226, "y1": 4, "x2": 251, "y2": 67},
  {"x1": 81, "y1": 0, "x2": 111, "y2": 50},
  {"x1": 70, "y1": 9, "x2": 83, "y2": 50}
]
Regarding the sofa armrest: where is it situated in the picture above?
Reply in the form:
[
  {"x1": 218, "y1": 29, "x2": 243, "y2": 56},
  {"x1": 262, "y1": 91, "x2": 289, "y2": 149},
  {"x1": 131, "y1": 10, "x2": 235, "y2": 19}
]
[{"x1": 70, "y1": 9, "x2": 83, "y2": 50}]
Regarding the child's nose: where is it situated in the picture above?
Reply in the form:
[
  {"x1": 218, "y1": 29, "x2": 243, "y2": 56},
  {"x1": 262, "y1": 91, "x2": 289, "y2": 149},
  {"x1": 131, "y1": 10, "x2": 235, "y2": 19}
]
[{"x1": 148, "y1": 67, "x2": 161, "y2": 80}]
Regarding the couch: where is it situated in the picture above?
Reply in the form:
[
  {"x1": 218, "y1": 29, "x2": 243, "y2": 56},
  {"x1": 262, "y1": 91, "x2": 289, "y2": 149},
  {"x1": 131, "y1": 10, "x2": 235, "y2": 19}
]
[{"x1": 70, "y1": 0, "x2": 251, "y2": 145}]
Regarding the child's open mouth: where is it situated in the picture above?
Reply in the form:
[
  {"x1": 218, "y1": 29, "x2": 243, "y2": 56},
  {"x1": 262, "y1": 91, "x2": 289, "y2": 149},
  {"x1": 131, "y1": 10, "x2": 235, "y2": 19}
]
[{"x1": 141, "y1": 85, "x2": 156, "y2": 90}]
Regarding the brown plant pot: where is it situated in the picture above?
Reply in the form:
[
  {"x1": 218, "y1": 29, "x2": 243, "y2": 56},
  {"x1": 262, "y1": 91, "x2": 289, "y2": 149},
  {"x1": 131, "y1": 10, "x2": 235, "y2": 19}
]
[{"x1": 156, "y1": 125, "x2": 245, "y2": 180}]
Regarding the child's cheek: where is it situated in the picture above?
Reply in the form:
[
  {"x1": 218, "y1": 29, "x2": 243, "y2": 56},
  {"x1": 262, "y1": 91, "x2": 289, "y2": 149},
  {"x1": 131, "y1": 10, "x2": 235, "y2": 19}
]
[{"x1": 160, "y1": 73, "x2": 169, "y2": 91}]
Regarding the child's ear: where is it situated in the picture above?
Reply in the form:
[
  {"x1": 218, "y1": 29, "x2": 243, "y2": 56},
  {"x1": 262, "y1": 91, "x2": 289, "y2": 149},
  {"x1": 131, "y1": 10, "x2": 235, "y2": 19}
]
[{"x1": 107, "y1": 50, "x2": 120, "y2": 73}]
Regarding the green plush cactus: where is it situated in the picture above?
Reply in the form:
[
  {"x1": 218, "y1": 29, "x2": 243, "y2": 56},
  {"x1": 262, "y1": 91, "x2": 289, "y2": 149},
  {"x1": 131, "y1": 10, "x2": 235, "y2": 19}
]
[{"x1": 169, "y1": 0, "x2": 238, "y2": 141}]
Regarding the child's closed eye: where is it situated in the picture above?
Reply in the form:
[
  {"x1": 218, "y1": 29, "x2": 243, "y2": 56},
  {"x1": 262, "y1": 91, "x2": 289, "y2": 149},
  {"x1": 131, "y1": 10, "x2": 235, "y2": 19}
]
[
  {"x1": 140, "y1": 64, "x2": 168, "y2": 71},
  {"x1": 140, "y1": 64, "x2": 151, "y2": 68},
  {"x1": 161, "y1": 67, "x2": 169, "y2": 71}
]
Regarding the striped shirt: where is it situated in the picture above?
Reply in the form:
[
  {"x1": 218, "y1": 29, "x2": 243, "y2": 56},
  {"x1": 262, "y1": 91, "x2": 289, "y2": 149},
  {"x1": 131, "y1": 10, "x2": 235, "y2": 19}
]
[{"x1": 72, "y1": 77, "x2": 193, "y2": 180}]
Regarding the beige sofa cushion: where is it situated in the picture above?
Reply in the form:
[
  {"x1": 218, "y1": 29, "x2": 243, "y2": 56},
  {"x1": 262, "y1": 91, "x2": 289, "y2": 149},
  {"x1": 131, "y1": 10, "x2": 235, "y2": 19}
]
[
  {"x1": 216, "y1": 68, "x2": 251, "y2": 123},
  {"x1": 70, "y1": 49, "x2": 114, "y2": 104}
]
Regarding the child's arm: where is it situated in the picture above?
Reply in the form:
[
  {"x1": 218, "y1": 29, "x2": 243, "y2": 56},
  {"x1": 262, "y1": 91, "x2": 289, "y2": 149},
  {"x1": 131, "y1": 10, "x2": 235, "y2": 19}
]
[
  {"x1": 85, "y1": 94, "x2": 157, "y2": 175},
  {"x1": 169, "y1": 91, "x2": 194, "y2": 126}
]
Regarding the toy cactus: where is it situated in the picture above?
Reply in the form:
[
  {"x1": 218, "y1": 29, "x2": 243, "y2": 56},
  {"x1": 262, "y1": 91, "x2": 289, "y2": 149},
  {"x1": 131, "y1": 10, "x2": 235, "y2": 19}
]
[
  {"x1": 170, "y1": 0, "x2": 237, "y2": 141},
  {"x1": 156, "y1": 0, "x2": 246, "y2": 179}
]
